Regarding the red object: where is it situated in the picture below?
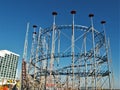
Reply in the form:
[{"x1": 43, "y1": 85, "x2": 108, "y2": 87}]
[
  {"x1": 3, "y1": 86, "x2": 8, "y2": 90},
  {"x1": 46, "y1": 83, "x2": 55, "y2": 87}
]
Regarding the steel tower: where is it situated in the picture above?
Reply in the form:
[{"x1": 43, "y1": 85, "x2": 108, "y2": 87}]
[{"x1": 24, "y1": 11, "x2": 114, "y2": 90}]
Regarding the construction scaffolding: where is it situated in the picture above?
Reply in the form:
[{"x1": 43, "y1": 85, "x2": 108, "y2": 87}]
[{"x1": 21, "y1": 11, "x2": 114, "y2": 90}]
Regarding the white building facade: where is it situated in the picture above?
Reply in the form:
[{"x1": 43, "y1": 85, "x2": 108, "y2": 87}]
[{"x1": 0, "y1": 50, "x2": 19, "y2": 84}]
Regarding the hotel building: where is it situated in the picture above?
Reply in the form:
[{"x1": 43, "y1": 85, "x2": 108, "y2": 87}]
[{"x1": 0, "y1": 50, "x2": 19, "y2": 84}]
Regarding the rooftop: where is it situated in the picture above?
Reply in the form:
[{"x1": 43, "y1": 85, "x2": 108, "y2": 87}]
[{"x1": 0, "y1": 50, "x2": 19, "y2": 57}]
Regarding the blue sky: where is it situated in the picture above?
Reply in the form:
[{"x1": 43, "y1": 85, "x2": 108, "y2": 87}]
[{"x1": 0, "y1": 0, "x2": 119, "y2": 89}]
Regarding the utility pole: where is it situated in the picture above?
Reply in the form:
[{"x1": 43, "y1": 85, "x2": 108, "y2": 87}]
[
  {"x1": 50, "y1": 11, "x2": 57, "y2": 90},
  {"x1": 32, "y1": 25, "x2": 37, "y2": 82},
  {"x1": 89, "y1": 14, "x2": 97, "y2": 90},
  {"x1": 101, "y1": 21, "x2": 111, "y2": 89},
  {"x1": 71, "y1": 10, "x2": 76, "y2": 90},
  {"x1": 84, "y1": 33, "x2": 87, "y2": 90},
  {"x1": 21, "y1": 22, "x2": 29, "y2": 90}
]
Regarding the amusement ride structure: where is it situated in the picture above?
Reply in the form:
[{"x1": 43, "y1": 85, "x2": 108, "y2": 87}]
[{"x1": 21, "y1": 11, "x2": 114, "y2": 90}]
